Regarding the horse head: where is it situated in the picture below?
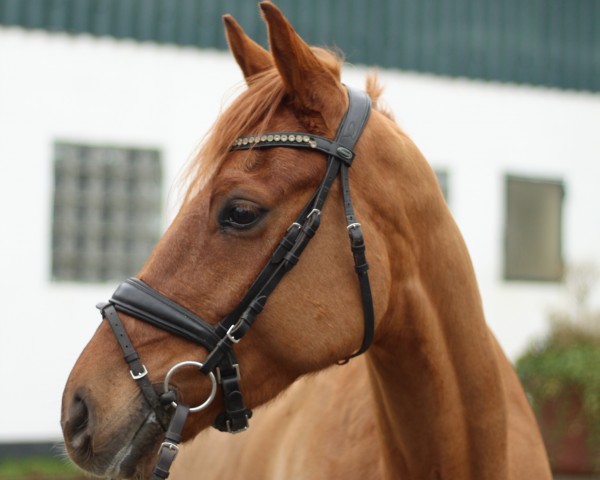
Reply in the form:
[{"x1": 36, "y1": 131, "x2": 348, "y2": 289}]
[{"x1": 61, "y1": 4, "x2": 399, "y2": 478}]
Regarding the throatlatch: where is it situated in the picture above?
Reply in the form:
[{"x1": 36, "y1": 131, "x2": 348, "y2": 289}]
[{"x1": 97, "y1": 86, "x2": 374, "y2": 479}]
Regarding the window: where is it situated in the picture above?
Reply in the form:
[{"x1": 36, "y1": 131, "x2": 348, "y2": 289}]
[
  {"x1": 504, "y1": 175, "x2": 564, "y2": 282},
  {"x1": 52, "y1": 142, "x2": 162, "y2": 282}
]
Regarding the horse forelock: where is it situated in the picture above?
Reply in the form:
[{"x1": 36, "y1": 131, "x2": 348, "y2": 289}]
[
  {"x1": 179, "y1": 67, "x2": 285, "y2": 204},
  {"x1": 178, "y1": 47, "x2": 379, "y2": 205}
]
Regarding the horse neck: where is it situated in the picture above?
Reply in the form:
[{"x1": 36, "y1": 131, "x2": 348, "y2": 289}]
[{"x1": 360, "y1": 123, "x2": 509, "y2": 479}]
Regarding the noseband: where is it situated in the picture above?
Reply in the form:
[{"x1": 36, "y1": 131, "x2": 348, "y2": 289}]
[{"x1": 97, "y1": 87, "x2": 374, "y2": 479}]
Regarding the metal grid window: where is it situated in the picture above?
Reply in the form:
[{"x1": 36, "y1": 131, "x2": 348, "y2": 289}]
[
  {"x1": 504, "y1": 175, "x2": 564, "y2": 282},
  {"x1": 52, "y1": 142, "x2": 162, "y2": 282}
]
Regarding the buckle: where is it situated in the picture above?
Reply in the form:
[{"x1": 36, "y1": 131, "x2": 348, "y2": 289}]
[
  {"x1": 307, "y1": 208, "x2": 321, "y2": 219},
  {"x1": 158, "y1": 441, "x2": 180, "y2": 456},
  {"x1": 347, "y1": 223, "x2": 365, "y2": 250},
  {"x1": 130, "y1": 364, "x2": 148, "y2": 380},
  {"x1": 226, "y1": 324, "x2": 242, "y2": 344},
  {"x1": 226, "y1": 414, "x2": 249, "y2": 434},
  {"x1": 216, "y1": 363, "x2": 241, "y2": 385}
]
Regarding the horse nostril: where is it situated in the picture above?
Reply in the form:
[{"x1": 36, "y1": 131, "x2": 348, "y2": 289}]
[{"x1": 64, "y1": 392, "x2": 91, "y2": 445}]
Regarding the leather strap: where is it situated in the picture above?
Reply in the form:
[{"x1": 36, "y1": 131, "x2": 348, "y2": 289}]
[
  {"x1": 152, "y1": 404, "x2": 189, "y2": 480},
  {"x1": 212, "y1": 366, "x2": 252, "y2": 433},
  {"x1": 332, "y1": 88, "x2": 375, "y2": 361},
  {"x1": 334, "y1": 87, "x2": 372, "y2": 154},
  {"x1": 339, "y1": 167, "x2": 375, "y2": 362},
  {"x1": 99, "y1": 303, "x2": 170, "y2": 429}
]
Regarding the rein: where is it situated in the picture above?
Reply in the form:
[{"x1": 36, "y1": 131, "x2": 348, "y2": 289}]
[{"x1": 96, "y1": 87, "x2": 374, "y2": 479}]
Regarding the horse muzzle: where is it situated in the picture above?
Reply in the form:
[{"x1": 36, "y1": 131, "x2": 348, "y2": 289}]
[{"x1": 61, "y1": 385, "x2": 163, "y2": 479}]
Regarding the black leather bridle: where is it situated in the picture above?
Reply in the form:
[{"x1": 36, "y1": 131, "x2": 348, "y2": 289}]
[{"x1": 96, "y1": 87, "x2": 374, "y2": 479}]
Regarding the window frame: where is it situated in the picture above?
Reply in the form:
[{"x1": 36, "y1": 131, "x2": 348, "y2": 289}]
[
  {"x1": 51, "y1": 141, "x2": 163, "y2": 283},
  {"x1": 503, "y1": 174, "x2": 565, "y2": 283}
]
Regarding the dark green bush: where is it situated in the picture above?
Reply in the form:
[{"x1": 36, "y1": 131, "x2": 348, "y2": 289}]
[{"x1": 516, "y1": 323, "x2": 600, "y2": 458}]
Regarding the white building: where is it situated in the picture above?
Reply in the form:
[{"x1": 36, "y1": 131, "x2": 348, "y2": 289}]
[{"x1": 1, "y1": 22, "x2": 599, "y2": 442}]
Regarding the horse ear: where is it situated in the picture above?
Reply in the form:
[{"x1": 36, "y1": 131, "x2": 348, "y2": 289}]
[
  {"x1": 259, "y1": 2, "x2": 344, "y2": 118},
  {"x1": 223, "y1": 14, "x2": 272, "y2": 82}
]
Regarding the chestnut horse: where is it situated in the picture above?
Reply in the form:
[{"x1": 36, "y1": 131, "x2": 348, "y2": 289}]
[{"x1": 61, "y1": 3, "x2": 551, "y2": 479}]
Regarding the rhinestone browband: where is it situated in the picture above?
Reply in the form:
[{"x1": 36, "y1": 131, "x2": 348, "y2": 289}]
[
  {"x1": 233, "y1": 133, "x2": 317, "y2": 148},
  {"x1": 230, "y1": 131, "x2": 357, "y2": 164}
]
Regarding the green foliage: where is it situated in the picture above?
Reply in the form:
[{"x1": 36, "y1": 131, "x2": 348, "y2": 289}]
[
  {"x1": 516, "y1": 323, "x2": 600, "y2": 452},
  {"x1": 0, "y1": 456, "x2": 82, "y2": 479}
]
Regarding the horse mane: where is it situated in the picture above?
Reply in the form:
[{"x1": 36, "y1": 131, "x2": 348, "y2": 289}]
[
  {"x1": 365, "y1": 71, "x2": 395, "y2": 121},
  {"x1": 180, "y1": 48, "x2": 391, "y2": 205}
]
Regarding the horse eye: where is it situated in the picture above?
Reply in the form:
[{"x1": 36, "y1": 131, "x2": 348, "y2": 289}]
[{"x1": 221, "y1": 202, "x2": 265, "y2": 229}]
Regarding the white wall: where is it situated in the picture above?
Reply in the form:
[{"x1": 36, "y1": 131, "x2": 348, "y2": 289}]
[{"x1": 1, "y1": 28, "x2": 599, "y2": 441}]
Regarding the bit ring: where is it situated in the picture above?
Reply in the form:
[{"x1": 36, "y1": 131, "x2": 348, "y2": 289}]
[{"x1": 163, "y1": 361, "x2": 217, "y2": 413}]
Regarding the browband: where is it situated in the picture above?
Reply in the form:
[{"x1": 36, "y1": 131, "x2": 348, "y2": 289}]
[{"x1": 232, "y1": 132, "x2": 357, "y2": 164}]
